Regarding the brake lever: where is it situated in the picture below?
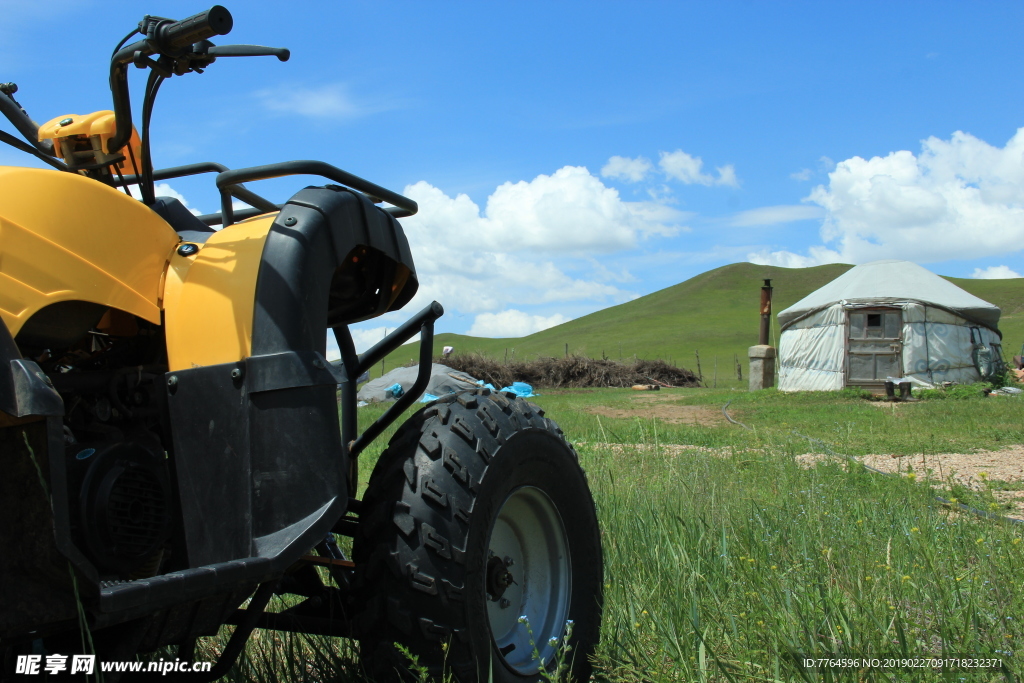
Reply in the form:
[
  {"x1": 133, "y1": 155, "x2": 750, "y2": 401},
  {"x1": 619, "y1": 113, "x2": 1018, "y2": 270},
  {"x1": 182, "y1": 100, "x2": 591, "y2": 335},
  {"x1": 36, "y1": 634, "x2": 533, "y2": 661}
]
[{"x1": 204, "y1": 44, "x2": 290, "y2": 62}]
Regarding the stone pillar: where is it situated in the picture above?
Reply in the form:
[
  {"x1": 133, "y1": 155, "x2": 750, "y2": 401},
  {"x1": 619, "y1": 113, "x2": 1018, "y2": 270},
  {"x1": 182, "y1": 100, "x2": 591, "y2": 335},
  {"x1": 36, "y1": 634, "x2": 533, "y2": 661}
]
[{"x1": 748, "y1": 345, "x2": 776, "y2": 391}]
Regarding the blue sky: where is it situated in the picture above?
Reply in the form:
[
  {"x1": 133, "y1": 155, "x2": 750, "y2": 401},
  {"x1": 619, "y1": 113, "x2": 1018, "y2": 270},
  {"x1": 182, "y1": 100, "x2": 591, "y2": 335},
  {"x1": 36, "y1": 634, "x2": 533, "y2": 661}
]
[{"x1": 3, "y1": 1, "x2": 1023, "y2": 353}]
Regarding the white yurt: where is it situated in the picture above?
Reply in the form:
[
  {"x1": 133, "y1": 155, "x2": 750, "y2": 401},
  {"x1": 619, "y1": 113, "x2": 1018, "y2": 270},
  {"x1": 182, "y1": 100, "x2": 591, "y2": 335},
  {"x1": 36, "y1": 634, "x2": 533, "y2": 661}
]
[{"x1": 777, "y1": 260, "x2": 1003, "y2": 392}]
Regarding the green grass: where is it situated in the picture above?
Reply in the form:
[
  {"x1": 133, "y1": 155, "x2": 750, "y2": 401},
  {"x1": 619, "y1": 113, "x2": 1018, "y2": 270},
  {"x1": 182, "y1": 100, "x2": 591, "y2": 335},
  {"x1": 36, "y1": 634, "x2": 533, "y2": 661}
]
[
  {"x1": 210, "y1": 389, "x2": 1023, "y2": 682},
  {"x1": 369, "y1": 262, "x2": 1024, "y2": 389},
  {"x1": 586, "y1": 441, "x2": 1022, "y2": 682},
  {"x1": 526, "y1": 386, "x2": 1024, "y2": 457}
]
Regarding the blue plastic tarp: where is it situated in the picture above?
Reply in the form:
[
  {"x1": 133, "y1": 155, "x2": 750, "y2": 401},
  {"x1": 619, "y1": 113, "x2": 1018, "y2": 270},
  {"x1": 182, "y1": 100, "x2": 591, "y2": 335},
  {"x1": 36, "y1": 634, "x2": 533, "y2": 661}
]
[{"x1": 499, "y1": 381, "x2": 536, "y2": 397}]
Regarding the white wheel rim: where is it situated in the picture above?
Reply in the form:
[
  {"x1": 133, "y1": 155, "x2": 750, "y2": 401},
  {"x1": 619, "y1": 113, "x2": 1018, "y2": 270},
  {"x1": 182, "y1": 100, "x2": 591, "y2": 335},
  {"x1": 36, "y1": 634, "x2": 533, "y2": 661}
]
[{"x1": 485, "y1": 485, "x2": 571, "y2": 673}]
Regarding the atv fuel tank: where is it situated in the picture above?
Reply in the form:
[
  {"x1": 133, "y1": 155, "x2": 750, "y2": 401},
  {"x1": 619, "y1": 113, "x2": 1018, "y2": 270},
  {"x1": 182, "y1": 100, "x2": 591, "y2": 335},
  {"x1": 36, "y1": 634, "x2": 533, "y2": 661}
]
[{"x1": 0, "y1": 167, "x2": 179, "y2": 338}]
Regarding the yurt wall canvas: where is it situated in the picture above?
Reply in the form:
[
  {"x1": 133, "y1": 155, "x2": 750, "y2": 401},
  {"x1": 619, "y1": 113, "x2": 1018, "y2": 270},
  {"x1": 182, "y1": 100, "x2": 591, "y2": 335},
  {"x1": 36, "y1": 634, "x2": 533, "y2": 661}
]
[
  {"x1": 777, "y1": 305, "x2": 846, "y2": 391},
  {"x1": 777, "y1": 261, "x2": 1003, "y2": 392}
]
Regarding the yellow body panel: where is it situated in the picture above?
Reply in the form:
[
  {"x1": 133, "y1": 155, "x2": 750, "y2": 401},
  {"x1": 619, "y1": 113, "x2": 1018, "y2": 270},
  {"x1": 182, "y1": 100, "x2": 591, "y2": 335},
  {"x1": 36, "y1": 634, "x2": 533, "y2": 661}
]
[
  {"x1": 0, "y1": 167, "x2": 179, "y2": 336},
  {"x1": 38, "y1": 111, "x2": 119, "y2": 140},
  {"x1": 163, "y1": 214, "x2": 277, "y2": 371},
  {"x1": 38, "y1": 111, "x2": 142, "y2": 174}
]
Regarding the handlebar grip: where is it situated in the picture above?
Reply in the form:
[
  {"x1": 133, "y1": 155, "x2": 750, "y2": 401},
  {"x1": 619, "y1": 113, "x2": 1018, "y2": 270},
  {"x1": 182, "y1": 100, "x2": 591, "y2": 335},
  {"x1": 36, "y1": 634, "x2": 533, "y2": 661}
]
[{"x1": 157, "y1": 5, "x2": 233, "y2": 51}]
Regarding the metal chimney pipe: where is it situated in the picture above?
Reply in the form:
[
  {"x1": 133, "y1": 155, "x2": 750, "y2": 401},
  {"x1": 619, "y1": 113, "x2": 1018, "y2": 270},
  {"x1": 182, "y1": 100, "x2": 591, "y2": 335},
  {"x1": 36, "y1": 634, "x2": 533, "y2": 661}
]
[{"x1": 759, "y1": 278, "x2": 773, "y2": 345}]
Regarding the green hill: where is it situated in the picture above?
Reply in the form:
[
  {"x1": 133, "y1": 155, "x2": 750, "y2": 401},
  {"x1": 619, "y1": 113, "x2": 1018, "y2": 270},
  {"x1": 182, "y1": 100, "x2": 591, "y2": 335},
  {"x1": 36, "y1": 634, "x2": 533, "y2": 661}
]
[
  {"x1": 375, "y1": 262, "x2": 1024, "y2": 387},
  {"x1": 945, "y1": 275, "x2": 1024, "y2": 351}
]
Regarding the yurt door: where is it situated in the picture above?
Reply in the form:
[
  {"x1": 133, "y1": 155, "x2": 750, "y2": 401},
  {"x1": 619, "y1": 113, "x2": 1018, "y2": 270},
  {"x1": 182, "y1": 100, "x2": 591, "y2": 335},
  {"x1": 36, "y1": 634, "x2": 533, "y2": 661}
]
[{"x1": 846, "y1": 308, "x2": 903, "y2": 389}]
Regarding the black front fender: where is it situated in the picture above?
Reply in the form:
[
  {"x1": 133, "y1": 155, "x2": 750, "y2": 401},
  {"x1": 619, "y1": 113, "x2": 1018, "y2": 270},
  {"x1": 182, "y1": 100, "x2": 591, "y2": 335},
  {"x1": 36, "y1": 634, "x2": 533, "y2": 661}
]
[{"x1": 0, "y1": 316, "x2": 63, "y2": 418}]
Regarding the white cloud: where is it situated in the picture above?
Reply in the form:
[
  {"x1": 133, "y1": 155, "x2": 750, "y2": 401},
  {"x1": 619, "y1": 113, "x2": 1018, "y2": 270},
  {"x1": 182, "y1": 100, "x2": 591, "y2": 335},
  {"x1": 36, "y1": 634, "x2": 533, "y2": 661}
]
[
  {"x1": 126, "y1": 182, "x2": 201, "y2": 215},
  {"x1": 658, "y1": 150, "x2": 739, "y2": 187},
  {"x1": 584, "y1": 257, "x2": 638, "y2": 284},
  {"x1": 767, "y1": 128, "x2": 1024, "y2": 266},
  {"x1": 646, "y1": 184, "x2": 676, "y2": 203},
  {"x1": 339, "y1": 165, "x2": 687, "y2": 343},
  {"x1": 601, "y1": 155, "x2": 653, "y2": 182},
  {"x1": 325, "y1": 334, "x2": 342, "y2": 362},
  {"x1": 971, "y1": 265, "x2": 1021, "y2": 279},
  {"x1": 746, "y1": 246, "x2": 843, "y2": 268},
  {"x1": 404, "y1": 166, "x2": 682, "y2": 255},
  {"x1": 716, "y1": 164, "x2": 739, "y2": 188},
  {"x1": 790, "y1": 168, "x2": 812, "y2": 181},
  {"x1": 325, "y1": 327, "x2": 422, "y2": 358},
  {"x1": 396, "y1": 250, "x2": 628, "y2": 316},
  {"x1": 337, "y1": 165, "x2": 685, "y2": 335},
  {"x1": 467, "y1": 310, "x2": 570, "y2": 338},
  {"x1": 256, "y1": 83, "x2": 391, "y2": 119},
  {"x1": 729, "y1": 205, "x2": 824, "y2": 227}
]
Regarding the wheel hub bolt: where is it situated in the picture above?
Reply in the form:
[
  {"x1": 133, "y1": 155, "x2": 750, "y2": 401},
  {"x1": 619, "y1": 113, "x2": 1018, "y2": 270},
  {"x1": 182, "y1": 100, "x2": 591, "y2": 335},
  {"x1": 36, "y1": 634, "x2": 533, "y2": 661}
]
[
  {"x1": 504, "y1": 556, "x2": 514, "y2": 567},
  {"x1": 487, "y1": 554, "x2": 516, "y2": 600},
  {"x1": 499, "y1": 598, "x2": 510, "y2": 609}
]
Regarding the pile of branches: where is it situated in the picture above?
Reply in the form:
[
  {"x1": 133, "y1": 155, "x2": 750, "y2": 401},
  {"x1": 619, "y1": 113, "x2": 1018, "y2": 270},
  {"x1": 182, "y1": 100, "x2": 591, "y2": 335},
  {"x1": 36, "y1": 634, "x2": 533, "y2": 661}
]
[{"x1": 440, "y1": 353, "x2": 701, "y2": 389}]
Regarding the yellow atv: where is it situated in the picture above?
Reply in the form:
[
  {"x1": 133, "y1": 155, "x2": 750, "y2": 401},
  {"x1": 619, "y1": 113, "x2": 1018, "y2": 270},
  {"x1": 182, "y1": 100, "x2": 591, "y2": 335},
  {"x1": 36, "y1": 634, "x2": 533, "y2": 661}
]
[{"x1": 0, "y1": 6, "x2": 602, "y2": 682}]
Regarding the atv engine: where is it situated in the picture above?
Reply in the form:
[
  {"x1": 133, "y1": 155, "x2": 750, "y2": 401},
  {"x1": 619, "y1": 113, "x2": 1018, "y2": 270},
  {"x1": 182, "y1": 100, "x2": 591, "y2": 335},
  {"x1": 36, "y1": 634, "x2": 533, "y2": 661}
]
[
  {"x1": 16, "y1": 303, "x2": 175, "y2": 580},
  {"x1": 65, "y1": 439, "x2": 171, "y2": 578}
]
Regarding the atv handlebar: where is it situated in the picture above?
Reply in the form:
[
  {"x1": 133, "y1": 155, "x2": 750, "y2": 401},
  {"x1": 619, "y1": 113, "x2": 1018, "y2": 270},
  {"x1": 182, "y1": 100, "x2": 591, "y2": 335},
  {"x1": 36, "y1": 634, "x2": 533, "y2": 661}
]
[
  {"x1": 204, "y1": 44, "x2": 290, "y2": 61},
  {"x1": 108, "y1": 6, "x2": 237, "y2": 154},
  {"x1": 108, "y1": 6, "x2": 288, "y2": 158},
  {"x1": 151, "y1": 5, "x2": 233, "y2": 53}
]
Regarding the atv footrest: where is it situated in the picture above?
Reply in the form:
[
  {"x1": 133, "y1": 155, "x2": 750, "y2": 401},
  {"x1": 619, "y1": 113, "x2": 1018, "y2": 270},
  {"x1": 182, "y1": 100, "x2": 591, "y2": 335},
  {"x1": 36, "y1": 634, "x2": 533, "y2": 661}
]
[{"x1": 99, "y1": 557, "x2": 276, "y2": 614}]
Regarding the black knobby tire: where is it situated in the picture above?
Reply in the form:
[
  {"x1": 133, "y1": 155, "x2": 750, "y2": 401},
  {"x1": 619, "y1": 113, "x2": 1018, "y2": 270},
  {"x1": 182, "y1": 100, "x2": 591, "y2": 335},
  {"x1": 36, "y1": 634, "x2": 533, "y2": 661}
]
[{"x1": 353, "y1": 388, "x2": 602, "y2": 682}]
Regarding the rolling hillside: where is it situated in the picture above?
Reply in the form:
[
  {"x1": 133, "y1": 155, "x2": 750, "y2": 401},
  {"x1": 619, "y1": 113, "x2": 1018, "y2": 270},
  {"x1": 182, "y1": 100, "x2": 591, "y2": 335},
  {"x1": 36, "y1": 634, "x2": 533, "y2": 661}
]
[{"x1": 375, "y1": 262, "x2": 1024, "y2": 385}]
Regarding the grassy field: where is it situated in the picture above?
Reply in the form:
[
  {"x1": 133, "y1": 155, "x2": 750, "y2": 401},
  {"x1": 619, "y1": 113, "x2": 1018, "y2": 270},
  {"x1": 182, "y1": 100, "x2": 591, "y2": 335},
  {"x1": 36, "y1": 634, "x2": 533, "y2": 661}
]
[
  {"x1": 369, "y1": 262, "x2": 1024, "y2": 390},
  {"x1": 209, "y1": 387, "x2": 1023, "y2": 682}
]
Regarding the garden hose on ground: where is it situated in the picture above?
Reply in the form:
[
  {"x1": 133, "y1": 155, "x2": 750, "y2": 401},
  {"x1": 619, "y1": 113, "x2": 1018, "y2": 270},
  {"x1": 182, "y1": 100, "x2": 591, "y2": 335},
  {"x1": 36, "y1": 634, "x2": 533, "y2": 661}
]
[
  {"x1": 721, "y1": 400, "x2": 750, "y2": 430},
  {"x1": 721, "y1": 402, "x2": 1024, "y2": 527}
]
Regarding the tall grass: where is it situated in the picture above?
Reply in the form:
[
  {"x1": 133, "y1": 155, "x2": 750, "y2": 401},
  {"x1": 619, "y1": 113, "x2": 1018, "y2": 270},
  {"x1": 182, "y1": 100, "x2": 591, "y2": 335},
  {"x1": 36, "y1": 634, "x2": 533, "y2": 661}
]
[
  {"x1": 210, "y1": 627, "x2": 363, "y2": 682},
  {"x1": 583, "y1": 439, "x2": 1022, "y2": 681},
  {"x1": 211, "y1": 389, "x2": 1022, "y2": 681}
]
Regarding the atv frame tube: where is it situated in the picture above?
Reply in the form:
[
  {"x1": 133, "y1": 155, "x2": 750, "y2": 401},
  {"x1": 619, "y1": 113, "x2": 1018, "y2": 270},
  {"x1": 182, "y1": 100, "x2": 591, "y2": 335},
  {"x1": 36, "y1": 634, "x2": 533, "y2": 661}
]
[
  {"x1": 0, "y1": 87, "x2": 57, "y2": 157},
  {"x1": 115, "y1": 161, "x2": 279, "y2": 217},
  {"x1": 331, "y1": 302, "x2": 442, "y2": 502},
  {"x1": 215, "y1": 159, "x2": 418, "y2": 226},
  {"x1": 333, "y1": 300, "x2": 444, "y2": 461}
]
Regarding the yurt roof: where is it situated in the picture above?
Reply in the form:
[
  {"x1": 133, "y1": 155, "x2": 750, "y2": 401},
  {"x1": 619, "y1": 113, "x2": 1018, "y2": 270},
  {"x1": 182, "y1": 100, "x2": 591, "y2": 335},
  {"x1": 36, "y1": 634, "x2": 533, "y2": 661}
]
[{"x1": 777, "y1": 260, "x2": 1001, "y2": 331}]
